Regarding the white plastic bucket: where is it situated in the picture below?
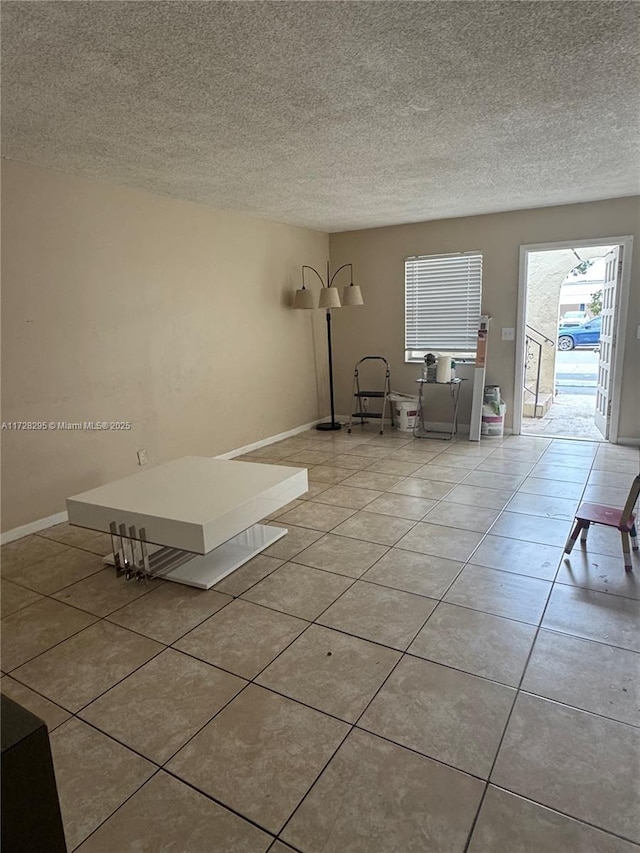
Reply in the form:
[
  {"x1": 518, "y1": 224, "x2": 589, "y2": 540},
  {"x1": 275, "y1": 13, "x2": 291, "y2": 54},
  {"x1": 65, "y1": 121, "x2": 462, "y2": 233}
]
[
  {"x1": 394, "y1": 401, "x2": 418, "y2": 432},
  {"x1": 481, "y1": 403, "x2": 506, "y2": 437}
]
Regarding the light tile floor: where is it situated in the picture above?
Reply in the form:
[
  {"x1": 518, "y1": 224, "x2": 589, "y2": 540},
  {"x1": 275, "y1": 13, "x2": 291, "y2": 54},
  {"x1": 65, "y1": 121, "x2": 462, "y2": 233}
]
[{"x1": 1, "y1": 430, "x2": 639, "y2": 852}]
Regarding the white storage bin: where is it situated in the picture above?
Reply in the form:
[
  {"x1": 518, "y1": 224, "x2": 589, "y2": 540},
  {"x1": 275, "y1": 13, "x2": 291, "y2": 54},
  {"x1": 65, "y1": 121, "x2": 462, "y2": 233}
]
[{"x1": 481, "y1": 402, "x2": 506, "y2": 437}]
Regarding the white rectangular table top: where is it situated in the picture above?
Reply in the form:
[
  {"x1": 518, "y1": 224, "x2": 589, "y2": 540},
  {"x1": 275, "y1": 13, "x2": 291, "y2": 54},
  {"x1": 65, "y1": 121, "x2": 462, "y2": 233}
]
[{"x1": 67, "y1": 456, "x2": 307, "y2": 554}]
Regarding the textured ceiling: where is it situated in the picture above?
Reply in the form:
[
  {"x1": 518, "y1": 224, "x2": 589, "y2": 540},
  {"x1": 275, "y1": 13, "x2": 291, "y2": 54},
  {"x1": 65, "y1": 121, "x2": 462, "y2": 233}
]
[{"x1": 2, "y1": 1, "x2": 639, "y2": 232}]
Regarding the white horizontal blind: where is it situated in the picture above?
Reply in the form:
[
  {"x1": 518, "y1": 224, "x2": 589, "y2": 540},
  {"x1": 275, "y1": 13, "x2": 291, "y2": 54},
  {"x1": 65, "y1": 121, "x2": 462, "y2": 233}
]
[{"x1": 405, "y1": 252, "x2": 482, "y2": 355}]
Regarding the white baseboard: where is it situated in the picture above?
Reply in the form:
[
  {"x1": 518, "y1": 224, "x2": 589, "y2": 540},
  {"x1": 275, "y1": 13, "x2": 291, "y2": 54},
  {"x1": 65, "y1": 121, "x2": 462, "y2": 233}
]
[
  {"x1": 2, "y1": 419, "x2": 324, "y2": 544},
  {"x1": 1, "y1": 510, "x2": 68, "y2": 545},
  {"x1": 618, "y1": 436, "x2": 640, "y2": 447},
  {"x1": 215, "y1": 418, "x2": 322, "y2": 459},
  {"x1": 0, "y1": 421, "x2": 320, "y2": 545},
  {"x1": 337, "y1": 414, "x2": 472, "y2": 436},
  {"x1": 346, "y1": 418, "x2": 510, "y2": 440},
  {"x1": 422, "y1": 421, "x2": 471, "y2": 435},
  {"x1": 0, "y1": 414, "x2": 518, "y2": 545}
]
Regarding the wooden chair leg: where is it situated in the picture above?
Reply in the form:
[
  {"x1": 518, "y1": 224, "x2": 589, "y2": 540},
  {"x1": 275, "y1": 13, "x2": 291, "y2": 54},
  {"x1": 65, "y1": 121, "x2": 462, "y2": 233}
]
[
  {"x1": 621, "y1": 530, "x2": 632, "y2": 572},
  {"x1": 564, "y1": 520, "x2": 583, "y2": 555},
  {"x1": 630, "y1": 523, "x2": 638, "y2": 552},
  {"x1": 580, "y1": 521, "x2": 590, "y2": 543}
]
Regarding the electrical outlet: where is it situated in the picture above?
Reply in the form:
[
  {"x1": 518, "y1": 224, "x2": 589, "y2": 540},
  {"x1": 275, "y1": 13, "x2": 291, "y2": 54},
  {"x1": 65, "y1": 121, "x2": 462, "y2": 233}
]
[
  {"x1": 137, "y1": 449, "x2": 148, "y2": 466},
  {"x1": 501, "y1": 327, "x2": 515, "y2": 341}
]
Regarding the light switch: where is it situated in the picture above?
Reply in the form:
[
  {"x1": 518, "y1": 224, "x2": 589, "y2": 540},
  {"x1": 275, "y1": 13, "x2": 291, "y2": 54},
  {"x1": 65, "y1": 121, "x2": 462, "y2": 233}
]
[
  {"x1": 502, "y1": 327, "x2": 515, "y2": 341},
  {"x1": 636, "y1": 325, "x2": 640, "y2": 340}
]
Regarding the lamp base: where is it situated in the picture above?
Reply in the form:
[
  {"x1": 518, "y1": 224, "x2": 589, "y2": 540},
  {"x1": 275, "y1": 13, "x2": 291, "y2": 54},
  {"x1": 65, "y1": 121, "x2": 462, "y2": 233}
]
[{"x1": 316, "y1": 422, "x2": 342, "y2": 432}]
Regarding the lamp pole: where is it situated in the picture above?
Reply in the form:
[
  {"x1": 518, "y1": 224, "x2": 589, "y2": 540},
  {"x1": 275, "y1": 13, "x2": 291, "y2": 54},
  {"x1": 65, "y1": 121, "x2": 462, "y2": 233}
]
[
  {"x1": 299, "y1": 262, "x2": 356, "y2": 432},
  {"x1": 321, "y1": 289, "x2": 339, "y2": 431}
]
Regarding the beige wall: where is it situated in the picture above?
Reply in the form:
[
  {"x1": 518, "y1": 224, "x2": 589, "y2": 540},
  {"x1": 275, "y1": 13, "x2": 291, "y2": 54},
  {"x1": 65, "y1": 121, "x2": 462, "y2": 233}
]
[
  {"x1": 3, "y1": 163, "x2": 638, "y2": 532},
  {"x1": 1, "y1": 160, "x2": 328, "y2": 531},
  {"x1": 329, "y1": 197, "x2": 640, "y2": 439}
]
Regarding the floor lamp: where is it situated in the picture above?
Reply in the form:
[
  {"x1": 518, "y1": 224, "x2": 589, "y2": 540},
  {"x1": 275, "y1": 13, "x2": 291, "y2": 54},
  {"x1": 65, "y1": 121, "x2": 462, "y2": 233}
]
[{"x1": 293, "y1": 261, "x2": 364, "y2": 431}]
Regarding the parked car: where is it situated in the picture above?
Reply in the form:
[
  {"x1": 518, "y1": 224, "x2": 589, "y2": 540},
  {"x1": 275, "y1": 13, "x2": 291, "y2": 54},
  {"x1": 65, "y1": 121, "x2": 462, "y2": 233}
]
[
  {"x1": 560, "y1": 310, "x2": 588, "y2": 326},
  {"x1": 557, "y1": 315, "x2": 601, "y2": 350}
]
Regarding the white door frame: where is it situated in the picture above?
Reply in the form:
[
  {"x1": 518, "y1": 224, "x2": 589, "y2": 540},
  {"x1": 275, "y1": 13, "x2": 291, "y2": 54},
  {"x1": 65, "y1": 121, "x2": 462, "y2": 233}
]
[{"x1": 514, "y1": 235, "x2": 634, "y2": 442}]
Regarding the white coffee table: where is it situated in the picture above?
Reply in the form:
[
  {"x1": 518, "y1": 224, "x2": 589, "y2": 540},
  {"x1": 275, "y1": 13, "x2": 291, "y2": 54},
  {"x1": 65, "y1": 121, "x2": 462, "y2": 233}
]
[{"x1": 66, "y1": 456, "x2": 307, "y2": 589}]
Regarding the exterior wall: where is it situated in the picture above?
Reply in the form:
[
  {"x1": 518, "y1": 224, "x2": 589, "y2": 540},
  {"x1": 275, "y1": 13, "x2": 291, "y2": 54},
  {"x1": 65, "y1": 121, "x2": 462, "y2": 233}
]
[
  {"x1": 560, "y1": 279, "x2": 603, "y2": 315},
  {"x1": 329, "y1": 197, "x2": 640, "y2": 439},
  {"x1": 1, "y1": 160, "x2": 329, "y2": 530},
  {"x1": 560, "y1": 301, "x2": 589, "y2": 313}
]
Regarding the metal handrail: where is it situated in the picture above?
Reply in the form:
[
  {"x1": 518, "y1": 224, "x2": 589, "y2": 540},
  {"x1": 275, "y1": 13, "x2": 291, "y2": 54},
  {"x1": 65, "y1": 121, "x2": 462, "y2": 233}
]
[
  {"x1": 526, "y1": 324, "x2": 556, "y2": 345},
  {"x1": 524, "y1": 325, "x2": 555, "y2": 417}
]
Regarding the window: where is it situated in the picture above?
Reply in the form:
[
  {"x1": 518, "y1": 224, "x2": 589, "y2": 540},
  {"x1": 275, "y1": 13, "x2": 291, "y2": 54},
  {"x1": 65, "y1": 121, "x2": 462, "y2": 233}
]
[{"x1": 405, "y1": 252, "x2": 482, "y2": 362}]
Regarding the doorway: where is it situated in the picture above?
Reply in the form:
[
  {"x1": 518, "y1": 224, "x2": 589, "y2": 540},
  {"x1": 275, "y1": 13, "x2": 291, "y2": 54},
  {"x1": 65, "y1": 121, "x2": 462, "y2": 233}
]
[{"x1": 514, "y1": 236, "x2": 633, "y2": 443}]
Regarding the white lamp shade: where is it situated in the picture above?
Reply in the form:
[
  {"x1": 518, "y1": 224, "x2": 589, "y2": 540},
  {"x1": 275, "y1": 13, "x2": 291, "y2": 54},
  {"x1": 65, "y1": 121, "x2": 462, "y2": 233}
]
[
  {"x1": 293, "y1": 287, "x2": 316, "y2": 309},
  {"x1": 318, "y1": 287, "x2": 341, "y2": 309},
  {"x1": 342, "y1": 284, "x2": 364, "y2": 306}
]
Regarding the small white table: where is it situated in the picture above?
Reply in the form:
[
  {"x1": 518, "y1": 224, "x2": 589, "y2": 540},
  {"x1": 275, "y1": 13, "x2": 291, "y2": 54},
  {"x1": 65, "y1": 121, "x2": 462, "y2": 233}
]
[
  {"x1": 413, "y1": 378, "x2": 466, "y2": 440},
  {"x1": 66, "y1": 457, "x2": 307, "y2": 589}
]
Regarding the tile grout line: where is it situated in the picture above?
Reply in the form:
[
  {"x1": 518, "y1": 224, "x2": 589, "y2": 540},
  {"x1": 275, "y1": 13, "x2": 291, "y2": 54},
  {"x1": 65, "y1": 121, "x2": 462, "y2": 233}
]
[
  {"x1": 461, "y1": 532, "x2": 568, "y2": 852},
  {"x1": 481, "y1": 781, "x2": 640, "y2": 848},
  {"x1": 5, "y1": 445, "x2": 635, "y2": 681},
  {"x1": 66, "y1": 766, "x2": 164, "y2": 853},
  {"x1": 54, "y1": 645, "x2": 293, "y2": 847},
  {"x1": 220, "y1": 525, "x2": 429, "y2": 846},
  {"x1": 155, "y1": 540, "x2": 389, "y2": 776},
  {"x1": 461, "y1": 441, "x2": 615, "y2": 852},
  {"x1": 279, "y1": 435, "x2": 638, "y2": 849},
  {"x1": 2, "y1": 431, "x2": 638, "y2": 848}
]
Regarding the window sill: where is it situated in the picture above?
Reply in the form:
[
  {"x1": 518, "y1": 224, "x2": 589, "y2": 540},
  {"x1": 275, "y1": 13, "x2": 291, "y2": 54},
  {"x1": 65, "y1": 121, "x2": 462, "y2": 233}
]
[{"x1": 405, "y1": 354, "x2": 477, "y2": 365}]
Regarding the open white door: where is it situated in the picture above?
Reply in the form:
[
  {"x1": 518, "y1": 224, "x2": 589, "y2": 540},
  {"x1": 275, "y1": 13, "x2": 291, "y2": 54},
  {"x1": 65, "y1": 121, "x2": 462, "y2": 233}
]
[{"x1": 594, "y1": 246, "x2": 621, "y2": 439}]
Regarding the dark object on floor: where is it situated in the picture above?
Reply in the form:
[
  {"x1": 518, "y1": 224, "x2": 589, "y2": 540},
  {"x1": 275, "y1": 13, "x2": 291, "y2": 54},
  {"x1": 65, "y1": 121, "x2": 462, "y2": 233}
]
[{"x1": 1, "y1": 694, "x2": 67, "y2": 853}]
